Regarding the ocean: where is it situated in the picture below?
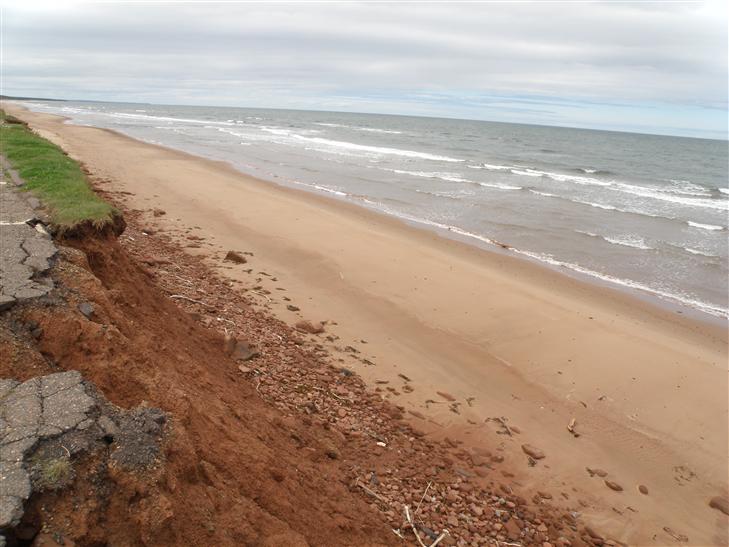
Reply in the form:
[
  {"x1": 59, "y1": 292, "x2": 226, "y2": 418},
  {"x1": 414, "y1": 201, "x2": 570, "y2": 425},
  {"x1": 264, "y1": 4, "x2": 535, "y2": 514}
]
[{"x1": 19, "y1": 100, "x2": 729, "y2": 319}]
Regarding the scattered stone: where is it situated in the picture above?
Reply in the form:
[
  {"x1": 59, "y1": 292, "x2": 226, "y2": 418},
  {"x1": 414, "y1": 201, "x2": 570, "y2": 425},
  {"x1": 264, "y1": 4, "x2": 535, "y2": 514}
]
[
  {"x1": 224, "y1": 250, "x2": 247, "y2": 264},
  {"x1": 436, "y1": 391, "x2": 456, "y2": 402},
  {"x1": 586, "y1": 467, "x2": 608, "y2": 478},
  {"x1": 709, "y1": 495, "x2": 729, "y2": 515},
  {"x1": 521, "y1": 444, "x2": 545, "y2": 460},
  {"x1": 152, "y1": 208, "x2": 166, "y2": 216},
  {"x1": 295, "y1": 320, "x2": 324, "y2": 335},
  {"x1": 238, "y1": 365, "x2": 252, "y2": 374},
  {"x1": 77, "y1": 302, "x2": 95, "y2": 319},
  {"x1": 286, "y1": 304, "x2": 300, "y2": 312},
  {"x1": 231, "y1": 340, "x2": 259, "y2": 361},
  {"x1": 638, "y1": 484, "x2": 649, "y2": 495},
  {"x1": 604, "y1": 480, "x2": 623, "y2": 492}
]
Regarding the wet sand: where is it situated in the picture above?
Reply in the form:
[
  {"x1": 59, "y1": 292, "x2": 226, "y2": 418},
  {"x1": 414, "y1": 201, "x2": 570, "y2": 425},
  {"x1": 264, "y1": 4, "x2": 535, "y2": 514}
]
[{"x1": 7, "y1": 102, "x2": 728, "y2": 546}]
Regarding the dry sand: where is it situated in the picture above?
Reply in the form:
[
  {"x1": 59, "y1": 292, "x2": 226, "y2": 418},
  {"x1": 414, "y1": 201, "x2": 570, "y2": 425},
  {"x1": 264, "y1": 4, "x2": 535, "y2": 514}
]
[{"x1": 7, "y1": 103, "x2": 728, "y2": 546}]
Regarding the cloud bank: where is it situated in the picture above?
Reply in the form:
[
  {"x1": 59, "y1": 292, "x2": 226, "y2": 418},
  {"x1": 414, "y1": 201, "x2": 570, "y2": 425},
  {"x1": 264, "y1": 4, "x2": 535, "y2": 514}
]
[{"x1": 2, "y1": 2, "x2": 727, "y2": 138}]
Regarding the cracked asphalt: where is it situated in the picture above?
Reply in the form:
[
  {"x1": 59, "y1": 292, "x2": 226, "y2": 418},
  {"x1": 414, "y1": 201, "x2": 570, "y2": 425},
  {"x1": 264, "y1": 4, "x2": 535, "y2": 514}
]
[{"x1": 0, "y1": 155, "x2": 57, "y2": 311}]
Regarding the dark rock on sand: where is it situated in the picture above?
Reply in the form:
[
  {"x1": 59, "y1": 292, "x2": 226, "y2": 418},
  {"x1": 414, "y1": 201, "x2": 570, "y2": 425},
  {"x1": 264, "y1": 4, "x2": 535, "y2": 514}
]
[
  {"x1": 709, "y1": 495, "x2": 729, "y2": 515},
  {"x1": 286, "y1": 304, "x2": 300, "y2": 312},
  {"x1": 604, "y1": 480, "x2": 623, "y2": 492},
  {"x1": 521, "y1": 444, "x2": 545, "y2": 460},
  {"x1": 638, "y1": 484, "x2": 649, "y2": 495},
  {"x1": 224, "y1": 251, "x2": 247, "y2": 264}
]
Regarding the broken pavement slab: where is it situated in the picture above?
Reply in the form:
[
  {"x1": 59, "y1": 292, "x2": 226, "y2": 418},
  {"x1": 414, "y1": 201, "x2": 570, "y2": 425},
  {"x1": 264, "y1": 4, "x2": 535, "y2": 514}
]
[
  {"x1": 0, "y1": 371, "x2": 168, "y2": 531},
  {"x1": 0, "y1": 155, "x2": 57, "y2": 311}
]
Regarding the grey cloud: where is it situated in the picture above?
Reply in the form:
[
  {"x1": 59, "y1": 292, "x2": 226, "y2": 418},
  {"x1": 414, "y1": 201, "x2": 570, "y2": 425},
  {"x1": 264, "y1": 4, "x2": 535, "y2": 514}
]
[{"x1": 2, "y1": 2, "x2": 726, "y2": 136}]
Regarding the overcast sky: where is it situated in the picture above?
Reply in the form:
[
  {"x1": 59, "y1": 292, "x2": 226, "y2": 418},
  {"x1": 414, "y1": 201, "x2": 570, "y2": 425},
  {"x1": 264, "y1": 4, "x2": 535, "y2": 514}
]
[{"x1": 2, "y1": 1, "x2": 727, "y2": 138}]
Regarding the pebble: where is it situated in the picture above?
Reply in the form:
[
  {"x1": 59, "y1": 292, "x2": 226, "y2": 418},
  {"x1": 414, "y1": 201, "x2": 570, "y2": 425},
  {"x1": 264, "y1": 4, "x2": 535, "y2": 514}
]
[
  {"x1": 295, "y1": 320, "x2": 325, "y2": 334},
  {"x1": 586, "y1": 467, "x2": 608, "y2": 477},
  {"x1": 604, "y1": 480, "x2": 623, "y2": 492},
  {"x1": 638, "y1": 484, "x2": 649, "y2": 495},
  {"x1": 223, "y1": 250, "x2": 247, "y2": 264},
  {"x1": 521, "y1": 444, "x2": 546, "y2": 460}
]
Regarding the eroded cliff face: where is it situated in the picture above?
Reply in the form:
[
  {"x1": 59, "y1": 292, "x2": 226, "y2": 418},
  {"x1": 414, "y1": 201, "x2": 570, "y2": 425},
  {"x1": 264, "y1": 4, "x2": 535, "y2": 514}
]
[{"x1": 0, "y1": 214, "x2": 595, "y2": 547}]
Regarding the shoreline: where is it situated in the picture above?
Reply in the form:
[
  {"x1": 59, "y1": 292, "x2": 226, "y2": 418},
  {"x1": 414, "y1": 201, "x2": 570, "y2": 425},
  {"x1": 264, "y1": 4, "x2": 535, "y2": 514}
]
[
  {"x1": 12, "y1": 102, "x2": 729, "y2": 323},
  {"x1": 6, "y1": 102, "x2": 729, "y2": 545}
]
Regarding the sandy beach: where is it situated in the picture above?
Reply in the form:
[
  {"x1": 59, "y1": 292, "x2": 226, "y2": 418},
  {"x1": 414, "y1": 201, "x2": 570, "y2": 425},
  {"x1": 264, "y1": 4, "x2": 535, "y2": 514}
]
[{"x1": 7, "y1": 103, "x2": 728, "y2": 545}]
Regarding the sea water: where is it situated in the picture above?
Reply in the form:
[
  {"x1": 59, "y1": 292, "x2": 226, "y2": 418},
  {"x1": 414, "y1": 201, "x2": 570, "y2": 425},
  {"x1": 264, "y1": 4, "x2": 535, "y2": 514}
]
[{"x1": 20, "y1": 100, "x2": 729, "y2": 319}]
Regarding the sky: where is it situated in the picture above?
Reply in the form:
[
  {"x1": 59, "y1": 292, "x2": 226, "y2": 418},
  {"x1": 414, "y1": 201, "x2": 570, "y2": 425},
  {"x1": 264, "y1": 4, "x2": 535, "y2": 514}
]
[{"x1": 1, "y1": 1, "x2": 727, "y2": 138}]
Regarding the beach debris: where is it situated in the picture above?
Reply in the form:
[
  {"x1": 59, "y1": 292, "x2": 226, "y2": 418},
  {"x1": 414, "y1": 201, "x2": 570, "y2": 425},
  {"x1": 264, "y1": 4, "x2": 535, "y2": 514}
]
[
  {"x1": 224, "y1": 250, "x2": 247, "y2": 264},
  {"x1": 521, "y1": 444, "x2": 545, "y2": 460},
  {"x1": 436, "y1": 391, "x2": 456, "y2": 402},
  {"x1": 709, "y1": 495, "x2": 729, "y2": 515},
  {"x1": 586, "y1": 467, "x2": 608, "y2": 477},
  {"x1": 638, "y1": 484, "x2": 649, "y2": 495},
  {"x1": 604, "y1": 480, "x2": 623, "y2": 492},
  {"x1": 295, "y1": 320, "x2": 325, "y2": 334},
  {"x1": 567, "y1": 417, "x2": 580, "y2": 437},
  {"x1": 663, "y1": 526, "x2": 689, "y2": 543},
  {"x1": 489, "y1": 416, "x2": 513, "y2": 436}
]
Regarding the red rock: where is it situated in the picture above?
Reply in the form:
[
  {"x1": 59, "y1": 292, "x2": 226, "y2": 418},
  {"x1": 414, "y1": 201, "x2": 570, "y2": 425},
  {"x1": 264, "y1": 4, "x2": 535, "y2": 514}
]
[
  {"x1": 521, "y1": 444, "x2": 545, "y2": 459},
  {"x1": 232, "y1": 341, "x2": 259, "y2": 361},
  {"x1": 709, "y1": 495, "x2": 729, "y2": 515},
  {"x1": 295, "y1": 320, "x2": 325, "y2": 334},
  {"x1": 223, "y1": 250, "x2": 247, "y2": 264}
]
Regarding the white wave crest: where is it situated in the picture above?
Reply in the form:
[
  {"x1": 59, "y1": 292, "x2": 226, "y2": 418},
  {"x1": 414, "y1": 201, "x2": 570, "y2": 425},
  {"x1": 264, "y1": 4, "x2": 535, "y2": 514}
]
[
  {"x1": 295, "y1": 136, "x2": 462, "y2": 162},
  {"x1": 685, "y1": 248, "x2": 718, "y2": 257},
  {"x1": 603, "y1": 235, "x2": 653, "y2": 250},
  {"x1": 687, "y1": 221, "x2": 725, "y2": 231},
  {"x1": 313, "y1": 122, "x2": 402, "y2": 134}
]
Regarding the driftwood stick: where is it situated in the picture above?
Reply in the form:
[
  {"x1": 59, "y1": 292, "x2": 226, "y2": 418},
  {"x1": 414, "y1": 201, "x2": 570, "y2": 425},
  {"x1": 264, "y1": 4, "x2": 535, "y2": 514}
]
[
  {"x1": 404, "y1": 505, "x2": 429, "y2": 547},
  {"x1": 169, "y1": 294, "x2": 213, "y2": 308},
  {"x1": 430, "y1": 530, "x2": 451, "y2": 547},
  {"x1": 356, "y1": 479, "x2": 388, "y2": 503},
  {"x1": 413, "y1": 481, "x2": 432, "y2": 517}
]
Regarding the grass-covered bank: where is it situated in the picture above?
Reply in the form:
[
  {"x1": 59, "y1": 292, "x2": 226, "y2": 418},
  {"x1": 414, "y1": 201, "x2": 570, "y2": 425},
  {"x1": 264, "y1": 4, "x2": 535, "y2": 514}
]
[{"x1": 0, "y1": 109, "x2": 118, "y2": 230}]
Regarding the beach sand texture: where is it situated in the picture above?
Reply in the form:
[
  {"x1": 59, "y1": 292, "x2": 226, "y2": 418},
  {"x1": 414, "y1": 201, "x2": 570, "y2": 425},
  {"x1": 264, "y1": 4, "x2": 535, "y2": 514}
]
[{"x1": 7, "y1": 103, "x2": 728, "y2": 546}]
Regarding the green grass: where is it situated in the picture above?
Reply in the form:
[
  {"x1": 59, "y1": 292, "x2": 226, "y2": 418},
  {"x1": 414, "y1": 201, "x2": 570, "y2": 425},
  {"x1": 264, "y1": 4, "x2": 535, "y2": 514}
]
[{"x1": 0, "y1": 109, "x2": 117, "y2": 230}]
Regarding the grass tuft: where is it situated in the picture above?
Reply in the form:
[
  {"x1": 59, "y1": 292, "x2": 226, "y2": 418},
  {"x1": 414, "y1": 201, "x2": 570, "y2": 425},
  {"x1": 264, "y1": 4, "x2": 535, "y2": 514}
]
[
  {"x1": 35, "y1": 456, "x2": 74, "y2": 490},
  {"x1": 0, "y1": 109, "x2": 118, "y2": 230}
]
